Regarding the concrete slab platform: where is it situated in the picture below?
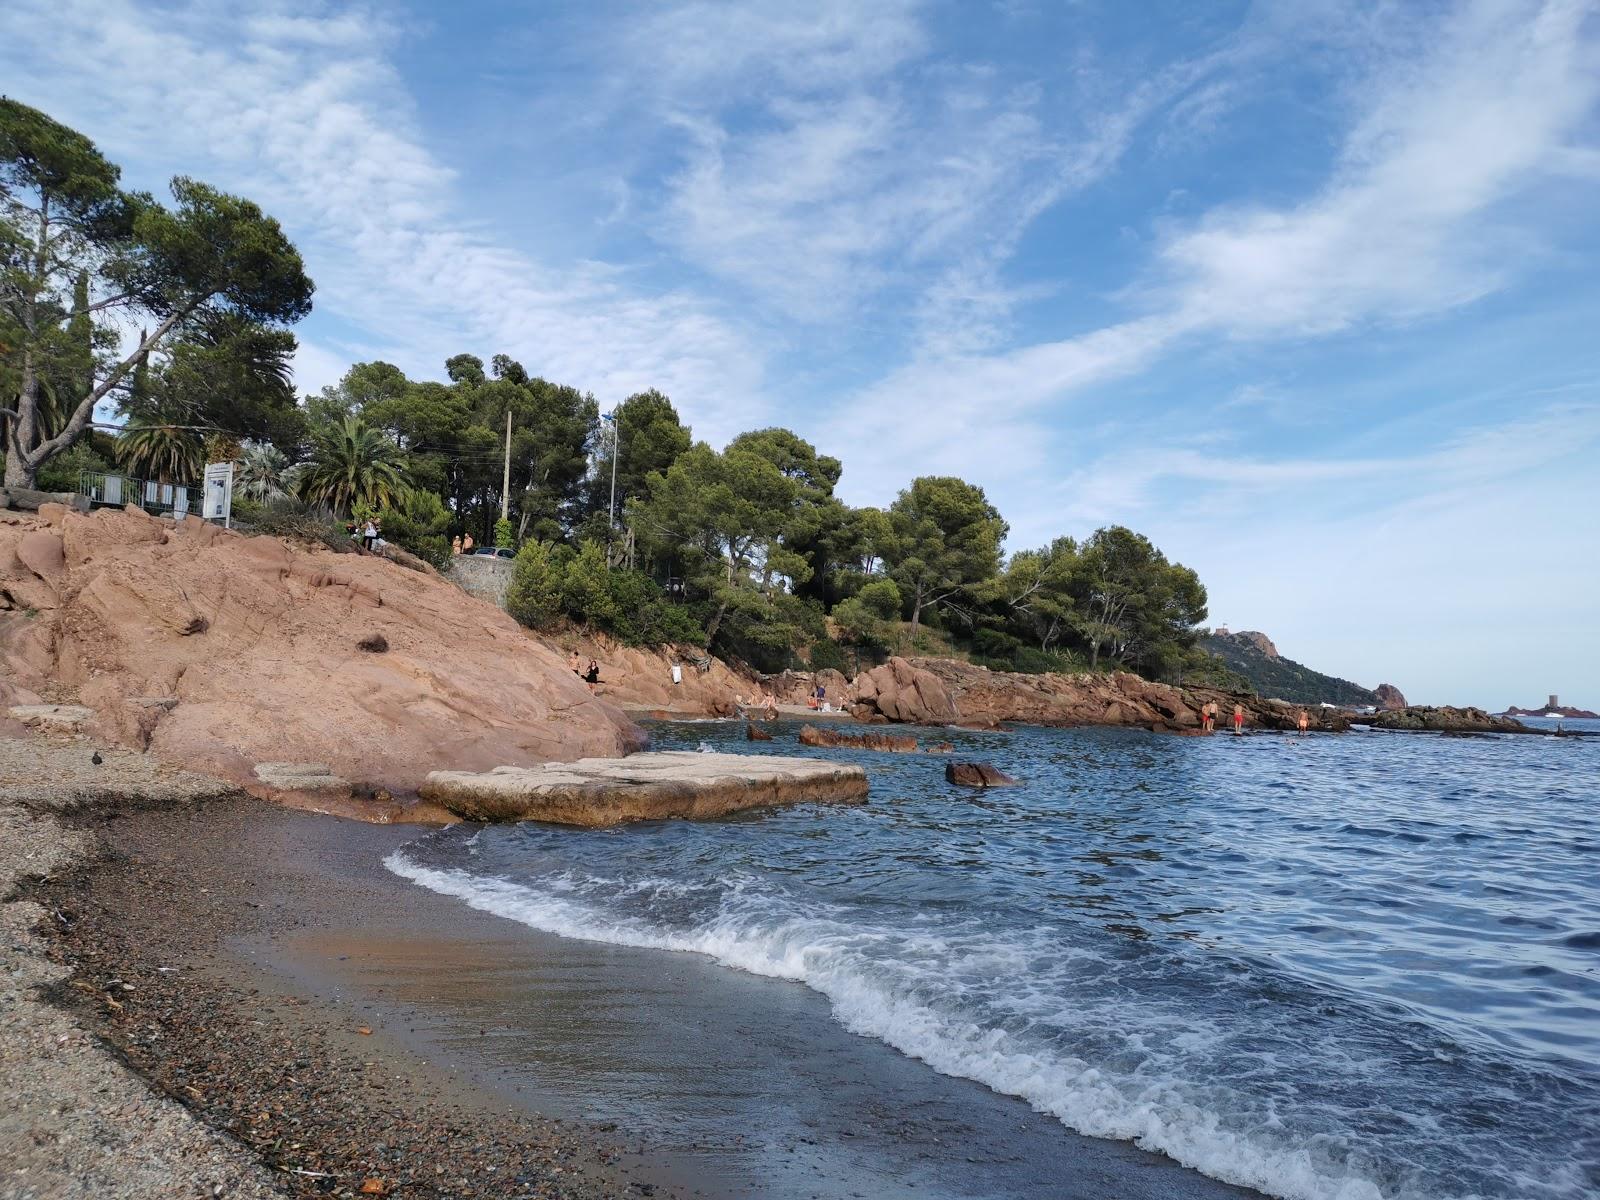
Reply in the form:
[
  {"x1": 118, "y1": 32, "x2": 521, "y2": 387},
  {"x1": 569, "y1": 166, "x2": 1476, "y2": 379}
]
[{"x1": 420, "y1": 751, "x2": 869, "y2": 827}]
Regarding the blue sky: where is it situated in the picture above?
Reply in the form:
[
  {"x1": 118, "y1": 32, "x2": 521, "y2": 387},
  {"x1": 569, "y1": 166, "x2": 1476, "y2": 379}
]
[{"x1": 4, "y1": 0, "x2": 1597, "y2": 706}]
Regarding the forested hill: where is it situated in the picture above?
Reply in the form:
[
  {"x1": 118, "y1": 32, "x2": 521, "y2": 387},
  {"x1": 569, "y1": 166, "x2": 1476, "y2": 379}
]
[{"x1": 1201, "y1": 631, "x2": 1378, "y2": 706}]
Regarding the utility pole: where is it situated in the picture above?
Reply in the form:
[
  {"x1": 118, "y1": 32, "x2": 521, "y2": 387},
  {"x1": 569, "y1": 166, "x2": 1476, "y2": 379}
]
[
  {"x1": 500, "y1": 406, "x2": 511, "y2": 525},
  {"x1": 604, "y1": 406, "x2": 621, "y2": 568}
]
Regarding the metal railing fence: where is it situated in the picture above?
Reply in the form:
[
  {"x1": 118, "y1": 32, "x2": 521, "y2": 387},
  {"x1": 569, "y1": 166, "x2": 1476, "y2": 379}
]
[{"x1": 79, "y1": 471, "x2": 201, "y2": 519}]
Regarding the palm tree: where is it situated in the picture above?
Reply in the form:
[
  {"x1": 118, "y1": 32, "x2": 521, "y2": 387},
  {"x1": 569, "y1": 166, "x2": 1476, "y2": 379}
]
[
  {"x1": 235, "y1": 441, "x2": 292, "y2": 502},
  {"x1": 295, "y1": 416, "x2": 407, "y2": 515},
  {"x1": 115, "y1": 416, "x2": 204, "y2": 484}
]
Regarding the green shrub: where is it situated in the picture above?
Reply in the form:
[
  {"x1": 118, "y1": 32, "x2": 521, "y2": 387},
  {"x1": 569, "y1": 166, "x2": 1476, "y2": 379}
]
[
  {"x1": 506, "y1": 540, "x2": 561, "y2": 628},
  {"x1": 35, "y1": 441, "x2": 113, "y2": 493},
  {"x1": 604, "y1": 567, "x2": 703, "y2": 645},
  {"x1": 503, "y1": 539, "x2": 701, "y2": 647},
  {"x1": 808, "y1": 637, "x2": 849, "y2": 673},
  {"x1": 832, "y1": 597, "x2": 880, "y2": 646},
  {"x1": 494, "y1": 517, "x2": 514, "y2": 549},
  {"x1": 558, "y1": 542, "x2": 619, "y2": 631},
  {"x1": 378, "y1": 489, "x2": 452, "y2": 569},
  {"x1": 856, "y1": 578, "x2": 902, "y2": 620}
]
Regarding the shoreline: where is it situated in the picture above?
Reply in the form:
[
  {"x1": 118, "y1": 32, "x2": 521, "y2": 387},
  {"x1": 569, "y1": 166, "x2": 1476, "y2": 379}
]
[
  {"x1": 23, "y1": 790, "x2": 675, "y2": 1200},
  {"x1": 11, "y1": 761, "x2": 1270, "y2": 1200}
]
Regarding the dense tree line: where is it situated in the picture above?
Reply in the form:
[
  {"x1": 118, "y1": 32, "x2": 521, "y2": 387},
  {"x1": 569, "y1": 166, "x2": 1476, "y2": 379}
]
[
  {"x1": 234, "y1": 354, "x2": 1208, "y2": 680},
  {"x1": 3, "y1": 101, "x2": 1209, "y2": 682}
]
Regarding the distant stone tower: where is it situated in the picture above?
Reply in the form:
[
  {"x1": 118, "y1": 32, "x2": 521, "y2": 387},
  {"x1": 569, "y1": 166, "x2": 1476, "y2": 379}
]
[{"x1": 1549, "y1": 694, "x2": 1560, "y2": 709}]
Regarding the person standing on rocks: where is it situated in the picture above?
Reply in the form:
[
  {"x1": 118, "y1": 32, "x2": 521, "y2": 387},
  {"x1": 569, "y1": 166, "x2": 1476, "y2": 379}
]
[
  {"x1": 1232, "y1": 704, "x2": 1245, "y2": 735},
  {"x1": 568, "y1": 650, "x2": 581, "y2": 676},
  {"x1": 1296, "y1": 709, "x2": 1310, "y2": 735},
  {"x1": 361, "y1": 517, "x2": 379, "y2": 551},
  {"x1": 584, "y1": 659, "x2": 600, "y2": 691},
  {"x1": 451, "y1": 535, "x2": 462, "y2": 555},
  {"x1": 1201, "y1": 701, "x2": 1216, "y2": 733},
  {"x1": 462, "y1": 532, "x2": 475, "y2": 553}
]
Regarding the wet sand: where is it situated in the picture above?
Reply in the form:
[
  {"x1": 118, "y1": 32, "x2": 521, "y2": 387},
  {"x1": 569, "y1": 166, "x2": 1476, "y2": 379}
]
[{"x1": 44, "y1": 796, "x2": 1268, "y2": 1200}]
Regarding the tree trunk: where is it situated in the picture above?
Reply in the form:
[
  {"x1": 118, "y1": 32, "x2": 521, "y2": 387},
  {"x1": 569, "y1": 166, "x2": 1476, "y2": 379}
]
[
  {"x1": 3, "y1": 441, "x2": 37, "y2": 489},
  {"x1": 704, "y1": 598, "x2": 730, "y2": 644}
]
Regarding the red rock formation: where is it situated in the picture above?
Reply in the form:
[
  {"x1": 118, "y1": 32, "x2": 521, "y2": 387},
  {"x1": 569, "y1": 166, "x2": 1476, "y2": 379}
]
[
  {"x1": 1375, "y1": 683, "x2": 1407, "y2": 711},
  {"x1": 851, "y1": 657, "x2": 961, "y2": 725},
  {"x1": 1235, "y1": 630, "x2": 1279, "y2": 658},
  {"x1": 864, "y1": 657, "x2": 1347, "y2": 734},
  {"x1": 763, "y1": 667, "x2": 854, "y2": 707},
  {"x1": 544, "y1": 635, "x2": 750, "y2": 716},
  {"x1": 797, "y1": 724, "x2": 919, "y2": 753},
  {"x1": 0, "y1": 506, "x2": 644, "y2": 796}
]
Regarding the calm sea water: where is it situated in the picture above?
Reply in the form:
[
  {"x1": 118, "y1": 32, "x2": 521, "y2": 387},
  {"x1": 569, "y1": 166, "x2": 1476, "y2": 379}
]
[{"x1": 390, "y1": 719, "x2": 1600, "y2": 1200}]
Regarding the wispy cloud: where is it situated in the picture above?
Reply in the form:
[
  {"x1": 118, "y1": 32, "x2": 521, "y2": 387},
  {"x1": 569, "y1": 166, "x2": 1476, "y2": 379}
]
[
  {"x1": 1052, "y1": 400, "x2": 1600, "y2": 526},
  {"x1": 833, "y1": 0, "x2": 1600, "y2": 513},
  {"x1": 616, "y1": 1, "x2": 1263, "y2": 336},
  {"x1": 1154, "y1": 0, "x2": 1600, "y2": 337},
  {"x1": 0, "y1": 0, "x2": 770, "y2": 430}
]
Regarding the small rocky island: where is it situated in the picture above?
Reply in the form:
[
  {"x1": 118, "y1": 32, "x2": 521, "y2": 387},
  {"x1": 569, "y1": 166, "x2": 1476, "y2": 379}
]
[{"x1": 1499, "y1": 695, "x2": 1599, "y2": 719}]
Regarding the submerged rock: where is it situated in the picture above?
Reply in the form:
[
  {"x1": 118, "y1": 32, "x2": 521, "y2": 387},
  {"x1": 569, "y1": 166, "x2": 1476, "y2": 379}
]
[
  {"x1": 945, "y1": 761, "x2": 1018, "y2": 787},
  {"x1": 797, "y1": 724, "x2": 919, "y2": 753},
  {"x1": 420, "y1": 751, "x2": 868, "y2": 826}
]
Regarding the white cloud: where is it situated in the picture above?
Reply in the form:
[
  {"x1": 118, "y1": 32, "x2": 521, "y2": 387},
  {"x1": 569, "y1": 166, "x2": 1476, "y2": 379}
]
[
  {"x1": 830, "y1": 0, "x2": 1600, "y2": 513},
  {"x1": 0, "y1": 0, "x2": 770, "y2": 436},
  {"x1": 1156, "y1": 0, "x2": 1600, "y2": 337},
  {"x1": 624, "y1": 0, "x2": 1265, "y2": 332}
]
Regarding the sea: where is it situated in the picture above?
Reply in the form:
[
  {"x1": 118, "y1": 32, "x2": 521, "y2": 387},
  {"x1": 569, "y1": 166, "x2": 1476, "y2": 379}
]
[{"x1": 388, "y1": 717, "x2": 1600, "y2": 1200}]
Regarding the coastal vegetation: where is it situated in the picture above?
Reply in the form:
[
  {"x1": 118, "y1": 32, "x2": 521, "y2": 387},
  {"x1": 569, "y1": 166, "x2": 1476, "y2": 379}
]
[
  {"x1": 246, "y1": 352, "x2": 1215, "y2": 681},
  {"x1": 1200, "y1": 629, "x2": 1379, "y2": 706}
]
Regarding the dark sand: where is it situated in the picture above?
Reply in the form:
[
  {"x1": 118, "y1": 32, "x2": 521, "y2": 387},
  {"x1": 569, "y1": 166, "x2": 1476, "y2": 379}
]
[{"x1": 42, "y1": 796, "x2": 1267, "y2": 1200}]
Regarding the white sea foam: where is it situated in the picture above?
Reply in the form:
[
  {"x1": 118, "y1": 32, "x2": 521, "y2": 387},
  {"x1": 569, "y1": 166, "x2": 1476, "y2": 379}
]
[{"x1": 384, "y1": 850, "x2": 1413, "y2": 1200}]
